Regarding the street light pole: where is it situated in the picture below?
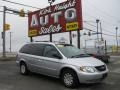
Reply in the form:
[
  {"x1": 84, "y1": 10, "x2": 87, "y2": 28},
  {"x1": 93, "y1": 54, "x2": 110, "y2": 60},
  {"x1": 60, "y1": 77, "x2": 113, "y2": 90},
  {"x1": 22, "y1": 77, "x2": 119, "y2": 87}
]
[
  {"x1": 100, "y1": 22, "x2": 103, "y2": 41},
  {"x1": 96, "y1": 19, "x2": 100, "y2": 41},
  {"x1": 3, "y1": 6, "x2": 6, "y2": 57},
  {"x1": 116, "y1": 27, "x2": 118, "y2": 52},
  {"x1": 77, "y1": 30, "x2": 80, "y2": 49},
  {"x1": 49, "y1": 2, "x2": 52, "y2": 42},
  {"x1": 85, "y1": 39, "x2": 87, "y2": 51},
  {"x1": 96, "y1": 19, "x2": 100, "y2": 53},
  {"x1": 30, "y1": 37, "x2": 33, "y2": 42},
  {"x1": 69, "y1": 31, "x2": 72, "y2": 44},
  {"x1": 48, "y1": 0, "x2": 55, "y2": 42}
]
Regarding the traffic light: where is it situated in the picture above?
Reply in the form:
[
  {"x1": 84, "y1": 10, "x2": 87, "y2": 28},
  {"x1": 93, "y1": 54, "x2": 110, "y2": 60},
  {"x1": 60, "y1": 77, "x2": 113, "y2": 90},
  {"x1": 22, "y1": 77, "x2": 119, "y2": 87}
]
[
  {"x1": 4, "y1": 24, "x2": 10, "y2": 31},
  {"x1": 19, "y1": 9, "x2": 25, "y2": 17}
]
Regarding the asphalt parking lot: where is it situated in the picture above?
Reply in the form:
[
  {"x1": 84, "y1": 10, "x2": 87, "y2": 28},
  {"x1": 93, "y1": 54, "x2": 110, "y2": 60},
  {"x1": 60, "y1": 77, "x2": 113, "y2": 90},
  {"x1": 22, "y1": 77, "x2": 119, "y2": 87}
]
[{"x1": 0, "y1": 56, "x2": 120, "y2": 90}]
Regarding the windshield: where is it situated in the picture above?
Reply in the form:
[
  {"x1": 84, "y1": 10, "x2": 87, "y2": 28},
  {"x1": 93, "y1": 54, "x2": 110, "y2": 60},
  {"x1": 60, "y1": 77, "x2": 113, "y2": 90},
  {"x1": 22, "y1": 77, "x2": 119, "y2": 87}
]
[{"x1": 56, "y1": 44, "x2": 90, "y2": 58}]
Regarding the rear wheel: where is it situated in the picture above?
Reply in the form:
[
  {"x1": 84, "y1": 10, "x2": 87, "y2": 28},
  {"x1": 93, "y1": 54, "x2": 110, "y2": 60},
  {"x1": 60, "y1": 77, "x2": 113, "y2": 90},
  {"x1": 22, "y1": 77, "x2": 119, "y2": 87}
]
[
  {"x1": 20, "y1": 62, "x2": 28, "y2": 75},
  {"x1": 61, "y1": 69, "x2": 79, "y2": 88}
]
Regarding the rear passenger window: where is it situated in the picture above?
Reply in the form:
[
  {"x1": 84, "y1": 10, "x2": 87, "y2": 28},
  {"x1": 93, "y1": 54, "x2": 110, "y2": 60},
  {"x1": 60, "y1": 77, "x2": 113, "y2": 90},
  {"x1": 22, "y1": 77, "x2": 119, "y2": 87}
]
[
  {"x1": 31, "y1": 44, "x2": 45, "y2": 56},
  {"x1": 19, "y1": 44, "x2": 45, "y2": 56}
]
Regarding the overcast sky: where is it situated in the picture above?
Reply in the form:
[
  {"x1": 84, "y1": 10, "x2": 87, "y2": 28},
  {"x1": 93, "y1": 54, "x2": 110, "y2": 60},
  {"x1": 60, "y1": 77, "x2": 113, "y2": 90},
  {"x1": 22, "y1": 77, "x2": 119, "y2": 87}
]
[{"x1": 0, "y1": 0, "x2": 120, "y2": 52}]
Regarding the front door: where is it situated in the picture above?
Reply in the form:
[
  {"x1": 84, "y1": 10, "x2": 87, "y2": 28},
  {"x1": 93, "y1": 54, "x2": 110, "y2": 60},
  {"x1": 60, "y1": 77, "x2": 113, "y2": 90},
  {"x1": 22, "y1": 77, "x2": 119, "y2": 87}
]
[{"x1": 42, "y1": 45, "x2": 63, "y2": 77}]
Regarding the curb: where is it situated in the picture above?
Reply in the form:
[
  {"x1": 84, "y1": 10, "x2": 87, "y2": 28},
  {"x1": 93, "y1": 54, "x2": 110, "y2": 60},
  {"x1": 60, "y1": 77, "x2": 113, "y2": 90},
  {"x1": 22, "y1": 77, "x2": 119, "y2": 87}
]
[
  {"x1": 0, "y1": 57, "x2": 16, "y2": 61},
  {"x1": 110, "y1": 56, "x2": 120, "y2": 58}
]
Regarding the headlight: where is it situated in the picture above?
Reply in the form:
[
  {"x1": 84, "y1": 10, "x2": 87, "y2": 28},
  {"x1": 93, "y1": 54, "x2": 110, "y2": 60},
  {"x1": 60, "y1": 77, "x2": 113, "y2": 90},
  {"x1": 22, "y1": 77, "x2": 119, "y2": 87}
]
[{"x1": 80, "y1": 66, "x2": 96, "y2": 73}]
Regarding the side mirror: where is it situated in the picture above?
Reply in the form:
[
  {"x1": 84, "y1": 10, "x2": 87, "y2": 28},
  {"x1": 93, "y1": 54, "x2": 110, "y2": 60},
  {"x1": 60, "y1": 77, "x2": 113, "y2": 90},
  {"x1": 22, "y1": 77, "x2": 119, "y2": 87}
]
[{"x1": 53, "y1": 54, "x2": 62, "y2": 59}]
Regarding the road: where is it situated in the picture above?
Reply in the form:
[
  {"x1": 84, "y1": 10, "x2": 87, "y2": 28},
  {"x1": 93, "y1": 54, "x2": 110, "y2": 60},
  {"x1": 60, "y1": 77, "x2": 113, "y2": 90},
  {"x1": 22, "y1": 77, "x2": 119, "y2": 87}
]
[{"x1": 0, "y1": 56, "x2": 120, "y2": 90}]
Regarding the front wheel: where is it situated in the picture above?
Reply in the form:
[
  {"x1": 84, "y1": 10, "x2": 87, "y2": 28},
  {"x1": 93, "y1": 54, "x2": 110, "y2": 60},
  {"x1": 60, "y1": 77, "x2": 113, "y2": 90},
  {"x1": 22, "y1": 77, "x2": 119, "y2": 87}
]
[
  {"x1": 20, "y1": 62, "x2": 28, "y2": 75},
  {"x1": 61, "y1": 70, "x2": 79, "y2": 88}
]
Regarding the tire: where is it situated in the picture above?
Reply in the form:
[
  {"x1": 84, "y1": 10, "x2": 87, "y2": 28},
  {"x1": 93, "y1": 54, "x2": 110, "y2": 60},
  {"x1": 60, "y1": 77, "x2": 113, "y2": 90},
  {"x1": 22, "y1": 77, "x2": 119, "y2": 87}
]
[
  {"x1": 61, "y1": 69, "x2": 79, "y2": 88},
  {"x1": 20, "y1": 62, "x2": 28, "y2": 75}
]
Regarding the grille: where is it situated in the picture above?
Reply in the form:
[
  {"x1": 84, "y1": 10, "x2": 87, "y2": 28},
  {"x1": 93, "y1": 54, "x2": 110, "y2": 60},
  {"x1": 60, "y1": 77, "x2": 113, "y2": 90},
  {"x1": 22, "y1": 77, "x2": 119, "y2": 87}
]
[{"x1": 95, "y1": 65, "x2": 106, "y2": 72}]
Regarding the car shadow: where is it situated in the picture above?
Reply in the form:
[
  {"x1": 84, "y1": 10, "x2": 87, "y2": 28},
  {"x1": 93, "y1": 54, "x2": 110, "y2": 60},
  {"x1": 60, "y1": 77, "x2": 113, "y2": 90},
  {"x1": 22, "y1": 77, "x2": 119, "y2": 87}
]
[{"x1": 19, "y1": 72, "x2": 105, "y2": 89}]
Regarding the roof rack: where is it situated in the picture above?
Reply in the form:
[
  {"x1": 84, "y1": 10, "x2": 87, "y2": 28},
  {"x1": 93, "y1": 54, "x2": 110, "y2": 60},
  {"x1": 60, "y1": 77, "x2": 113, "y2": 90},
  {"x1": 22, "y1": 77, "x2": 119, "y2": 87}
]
[
  {"x1": 34, "y1": 40, "x2": 68, "y2": 44},
  {"x1": 35, "y1": 41, "x2": 50, "y2": 42}
]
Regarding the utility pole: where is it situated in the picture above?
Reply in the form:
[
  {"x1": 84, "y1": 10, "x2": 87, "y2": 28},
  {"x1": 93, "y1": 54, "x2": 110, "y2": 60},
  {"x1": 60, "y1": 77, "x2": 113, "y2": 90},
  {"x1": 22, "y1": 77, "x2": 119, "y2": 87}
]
[
  {"x1": 69, "y1": 31, "x2": 72, "y2": 44},
  {"x1": 30, "y1": 37, "x2": 33, "y2": 42},
  {"x1": 100, "y1": 22, "x2": 103, "y2": 41},
  {"x1": 96, "y1": 19, "x2": 100, "y2": 53},
  {"x1": 116, "y1": 27, "x2": 118, "y2": 53},
  {"x1": 105, "y1": 40, "x2": 107, "y2": 54},
  {"x1": 48, "y1": 0, "x2": 55, "y2": 42},
  {"x1": 77, "y1": 30, "x2": 80, "y2": 49},
  {"x1": 2, "y1": 6, "x2": 6, "y2": 57},
  {"x1": 96, "y1": 19, "x2": 100, "y2": 41},
  {"x1": 85, "y1": 39, "x2": 87, "y2": 51},
  {"x1": 9, "y1": 32, "x2": 12, "y2": 52}
]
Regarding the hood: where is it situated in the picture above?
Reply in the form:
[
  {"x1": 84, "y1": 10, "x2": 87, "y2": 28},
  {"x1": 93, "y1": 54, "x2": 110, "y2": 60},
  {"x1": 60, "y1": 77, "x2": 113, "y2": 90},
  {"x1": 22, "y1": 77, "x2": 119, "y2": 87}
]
[{"x1": 66, "y1": 57, "x2": 105, "y2": 66}]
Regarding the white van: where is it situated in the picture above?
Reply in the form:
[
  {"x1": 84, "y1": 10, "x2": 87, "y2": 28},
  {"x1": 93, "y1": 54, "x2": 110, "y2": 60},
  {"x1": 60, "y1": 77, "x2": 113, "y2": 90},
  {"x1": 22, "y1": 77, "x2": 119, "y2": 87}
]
[{"x1": 16, "y1": 42, "x2": 108, "y2": 88}]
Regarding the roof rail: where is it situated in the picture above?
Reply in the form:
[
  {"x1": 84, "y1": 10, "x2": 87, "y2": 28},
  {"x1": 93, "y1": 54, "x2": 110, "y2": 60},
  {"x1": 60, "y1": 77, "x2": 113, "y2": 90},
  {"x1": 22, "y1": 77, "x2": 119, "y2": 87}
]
[{"x1": 35, "y1": 41, "x2": 50, "y2": 42}]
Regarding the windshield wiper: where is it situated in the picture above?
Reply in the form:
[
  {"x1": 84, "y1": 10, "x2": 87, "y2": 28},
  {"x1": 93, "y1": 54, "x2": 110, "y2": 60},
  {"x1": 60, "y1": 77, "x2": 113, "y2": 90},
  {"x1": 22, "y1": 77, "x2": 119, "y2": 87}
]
[{"x1": 71, "y1": 54, "x2": 90, "y2": 58}]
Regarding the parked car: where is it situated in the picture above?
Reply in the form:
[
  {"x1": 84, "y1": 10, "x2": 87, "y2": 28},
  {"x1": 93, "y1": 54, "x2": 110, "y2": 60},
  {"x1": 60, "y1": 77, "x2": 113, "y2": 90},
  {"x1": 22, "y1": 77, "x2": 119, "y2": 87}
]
[
  {"x1": 16, "y1": 42, "x2": 108, "y2": 88},
  {"x1": 87, "y1": 53, "x2": 110, "y2": 63}
]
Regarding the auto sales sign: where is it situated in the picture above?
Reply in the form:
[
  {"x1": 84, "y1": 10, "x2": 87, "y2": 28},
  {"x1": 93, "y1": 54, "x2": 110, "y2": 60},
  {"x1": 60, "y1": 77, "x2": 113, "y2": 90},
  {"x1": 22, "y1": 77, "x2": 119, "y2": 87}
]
[{"x1": 28, "y1": 0, "x2": 83, "y2": 37}]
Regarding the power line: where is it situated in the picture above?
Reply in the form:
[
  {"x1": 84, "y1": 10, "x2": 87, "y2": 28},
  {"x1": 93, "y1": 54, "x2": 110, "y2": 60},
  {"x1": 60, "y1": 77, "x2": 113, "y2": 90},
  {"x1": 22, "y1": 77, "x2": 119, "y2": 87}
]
[
  {"x1": 84, "y1": 22, "x2": 116, "y2": 34},
  {"x1": 0, "y1": 10, "x2": 28, "y2": 17},
  {"x1": 84, "y1": 12, "x2": 117, "y2": 27},
  {"x1": 2, "y1": 0, "x2": 40, "y2": 9},
  {"x1": 83, "y1": 2, "x2": 119, "y2": 28},
  {"x1": 83, "y1": 20, "x2": 96, "y2": 23},
  {"x1": 2, "y1": 10, "x2": 115, "y2": 35},
  {"x1": 83, "y1": 11, "x2": 98, "y2": 19},
  {"x1": 84, "y1": 21, "x2": 97, "y2": 28},
  {"x1": 102, "y1": 20, "x2": 117, "y2": 27},
  {"x1": 0, "y1": 10, "x2": 17, "y2": 15},
  {"x1": 85, "y1": 0, "x2": 120, "y2": 22},
  {"x1": 2, "y1": 0, "x2": 118, "y2": 28},
  {"x1": 83, "y1": 27, "x2": 119, "y2": 38}
]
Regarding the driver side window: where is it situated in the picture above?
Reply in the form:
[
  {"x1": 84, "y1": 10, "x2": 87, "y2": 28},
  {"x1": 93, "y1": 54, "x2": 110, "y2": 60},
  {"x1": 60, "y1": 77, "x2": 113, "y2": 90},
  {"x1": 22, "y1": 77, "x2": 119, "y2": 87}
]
[{"x1": 43, "y1": 45, "x2": 61, "y2": 59}]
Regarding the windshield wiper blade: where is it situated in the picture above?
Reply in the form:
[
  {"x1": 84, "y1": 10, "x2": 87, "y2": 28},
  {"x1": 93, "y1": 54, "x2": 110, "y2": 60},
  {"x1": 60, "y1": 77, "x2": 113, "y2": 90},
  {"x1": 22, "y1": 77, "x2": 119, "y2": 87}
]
[
  {"x1": 71, "y1": 54, "x2": 90, "y2": 58},
  {"x1": 71, "y1": 54, "x2": 82, "y2": 58}
]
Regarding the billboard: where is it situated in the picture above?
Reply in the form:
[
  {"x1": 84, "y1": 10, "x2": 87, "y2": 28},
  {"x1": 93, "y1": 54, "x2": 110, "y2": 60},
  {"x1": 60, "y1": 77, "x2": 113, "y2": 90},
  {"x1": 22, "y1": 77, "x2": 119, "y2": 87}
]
[{"x1": 28, "y1": 0, "x2": 83, "y2": 37}]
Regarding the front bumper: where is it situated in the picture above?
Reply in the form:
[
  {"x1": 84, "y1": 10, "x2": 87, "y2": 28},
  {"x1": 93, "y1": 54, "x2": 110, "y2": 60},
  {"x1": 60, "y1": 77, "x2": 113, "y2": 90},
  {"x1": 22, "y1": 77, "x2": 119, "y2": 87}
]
[{"x1": 77, "y1": 71, "x2": 108, "y2": 83}]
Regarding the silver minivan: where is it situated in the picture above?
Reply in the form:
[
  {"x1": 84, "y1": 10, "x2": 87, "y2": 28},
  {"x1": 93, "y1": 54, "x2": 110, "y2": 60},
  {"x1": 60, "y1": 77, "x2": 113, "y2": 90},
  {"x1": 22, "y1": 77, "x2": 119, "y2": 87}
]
[{"x1": 16, "y1": 42, "x2": 108, "y2": 88}]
